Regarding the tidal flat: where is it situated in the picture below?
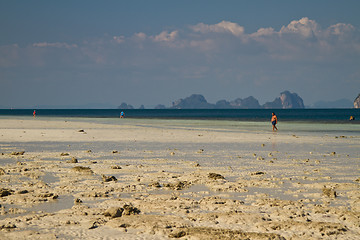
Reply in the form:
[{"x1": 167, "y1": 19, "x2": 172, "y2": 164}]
[{"x1": 0, "y1": 118, "x2": 359, "y2": 239}]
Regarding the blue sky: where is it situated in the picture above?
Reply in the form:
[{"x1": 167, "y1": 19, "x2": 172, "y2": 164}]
[{"x1": 1, "y1": 0, "x2": 360, "y2": 108}]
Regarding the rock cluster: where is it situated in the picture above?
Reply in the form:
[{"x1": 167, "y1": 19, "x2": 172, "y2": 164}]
[
  {"x1": 208, "y1": 173, "x2": 225, "y2": 180},
  {"x1": 11, "y1": 151, "x2": 25, "y2": 156},
  {"x1": 104, "y1": 204, "x2": 140, "y2": 218},
  {"x1": 102, "y1": 175, "x2": 117, "y2": 182},
  {"x1": 0, "y1": 188, "x2": 13, "y2": 197},
  {"x1": 71, "y1": 166, "x2": 93, "y2": 174}
]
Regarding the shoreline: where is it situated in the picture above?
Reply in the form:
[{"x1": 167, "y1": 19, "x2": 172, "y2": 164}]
[{"x1": 0, "y1": 118, "x2": 359, "y2": 239}]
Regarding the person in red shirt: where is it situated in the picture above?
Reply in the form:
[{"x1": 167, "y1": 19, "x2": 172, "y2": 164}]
[
  {"x1": 33, "y1": 110, "x2": 36, "y2": 118},
  {"x1": 271, "y1": 112, "x2": 278, "y2": 131}
]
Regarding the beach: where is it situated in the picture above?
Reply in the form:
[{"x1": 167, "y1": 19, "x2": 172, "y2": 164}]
[{"x1": 0, "y1": 117, "x2": 359, "y2": 239}]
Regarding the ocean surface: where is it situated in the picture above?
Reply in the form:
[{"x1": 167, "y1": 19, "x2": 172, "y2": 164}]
[{"x1": 0, "y1": 109, "x2": 359, "y2": 123}]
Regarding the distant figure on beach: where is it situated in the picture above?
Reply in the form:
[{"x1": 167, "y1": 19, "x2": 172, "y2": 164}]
[
  {"x1": 350, "y1": 116, "x2": 355, "y2": 121},
  {"x1": 33, "y1": 110, "x2": 36, "y2": 118},
  {"x1": 271, "y1": 112, "x2": 278, "y2": 131},
  {"x1": 120, "y1": 111, "x2": 125, "y2": 118}
]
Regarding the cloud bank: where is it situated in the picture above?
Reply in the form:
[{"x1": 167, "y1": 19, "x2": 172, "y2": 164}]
[
  {"x1": 0, "y1": 17, "x2": 359, "y2": 107},
  {"x1": 2, "y1": 17, "x2": 358, "y2": 66}
]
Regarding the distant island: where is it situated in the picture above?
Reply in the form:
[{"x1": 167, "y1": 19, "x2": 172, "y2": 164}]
[
  {"x1": 118, "y1": 90, "x2": 305, "y2": 109},
  {"x1": 2, "y1": 91, "x2": 358, "y2": 109},
  {"x1": 354, "y1": 94, "x2": 360, "y2": 108}
]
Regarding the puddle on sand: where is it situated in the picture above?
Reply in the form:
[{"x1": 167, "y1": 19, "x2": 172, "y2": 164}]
[
  {"x1": 0, "y1": 157, "x2": 16, "y2": 166},
  {"x1": 42, "y1": 172, "x2": 59, "y2": 184},
  {"x1": 28, "y1": 195, "x2": 74, "y2": 213},
  {"x1": 130, "y1": 183, "x2": 349, "y2": 208},
  {"x1": 0, "y1": 195, "x2": 74, "y2": 220}
]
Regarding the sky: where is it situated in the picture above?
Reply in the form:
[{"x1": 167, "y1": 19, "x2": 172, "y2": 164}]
[{"x1": 1, "y1": 0, "x2": 360, "y2": 108}]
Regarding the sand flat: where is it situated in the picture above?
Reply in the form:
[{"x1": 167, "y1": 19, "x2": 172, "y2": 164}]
[{"x1": 0, "y1": 117, "x2": 359, "y2": 239}]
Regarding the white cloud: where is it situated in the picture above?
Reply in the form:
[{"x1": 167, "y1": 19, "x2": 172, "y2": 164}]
[
  {"x1": 102, "y1": 18, "x2": 358, "y2": 58},
  {"x1": 239, "y1": 17, "x2": 359, "y2": 61},
  {"x1": 191, "y1": 21, "x2": 245, "y2": 37},
  {"x1": 33, "y1": 42, "x2": 78, "y2": 49},
  {"x1": 113, "y1": 36, "x2": 125, "y2": 44},
  {"x1": 188, "y1": 18, "x2": 358, "y2": 48},
  {"x1": 326, "y1": 23, "x2": 355, "y2": 36},
  {"x1": 279, "y1": 17, "x2": 320, "y2": 38},
  {"x1": 133, "y1": 32, "x2": 147, "y2": 40},
  {"x1": 250, "y1": 27, "x2": 275, "y2": 38},
  {"x1": 153, "y1": 30, "x2": 178, "y2": 42}
]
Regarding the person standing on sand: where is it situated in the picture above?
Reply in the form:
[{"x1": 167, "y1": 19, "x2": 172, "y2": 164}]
[
  {"x1": 33, "y1": 110, "x2": 36, "y2": 118},
  {"x1": 271, "y1": 112, "x2": 278, "y2": 131},
  {"x1": 120, "y1": 111, "x2": 124, "y2": 118}
]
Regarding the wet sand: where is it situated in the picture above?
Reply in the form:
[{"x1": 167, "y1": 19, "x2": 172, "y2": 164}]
[{"x1": 0, "y1": 118, "x2": 359, "y2": 239}]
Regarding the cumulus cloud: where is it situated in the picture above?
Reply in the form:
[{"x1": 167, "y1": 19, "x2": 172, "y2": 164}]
[
  {"x1": 185, "y1": 17, "x2": 358, "y2": 59},
  {"x1": 250, "y1": 27, "x2": 275, "y2": 38},
  {"x1": 152, "y1": 30, "x2": 178, "y2": 42},
  {"x1": 32, "y1": 42, "x2": 78, "y2": 49},
  {"x1": 133, "y1": 32, "x2": 147, "y2": 40},
  {"x1": 113, "y1": 36, "x2": 125, "y2": 44},
  {"x1": 188, "y1": 17, "x2": 358, "y2": 48},
  {"x1": 191, "y1": 20, "x2": 245, "y2": 37},
  {"x1": 325, "y1": 22, "x2": 357, "y2": 46},
  {"x1": 279, "y1": 17, "x2": 320, "y2": 38},
  {"x1": 327, "y1": 23, "x2": 354, "y2": 36}
]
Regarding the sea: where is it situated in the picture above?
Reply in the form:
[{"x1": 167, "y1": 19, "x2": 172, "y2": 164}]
[{"x1": 0, "y1": 108, "x2": 359, "y2": 122}]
